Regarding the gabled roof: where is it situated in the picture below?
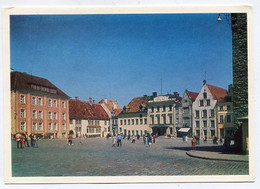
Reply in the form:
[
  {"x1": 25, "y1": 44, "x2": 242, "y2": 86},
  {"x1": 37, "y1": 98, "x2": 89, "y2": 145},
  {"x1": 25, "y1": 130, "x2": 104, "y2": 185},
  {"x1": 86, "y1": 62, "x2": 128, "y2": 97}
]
[
  {"x1": 11, "y1": 71, "x2": 69, "y2": 99},
  {"x1": 69, "y1": 99, "x2": 110, "y2": 120},
  {"x1": 99, "y1": 99, "x2": 121, "y2": 112},
  {"x1": 186, "y1": 90, "x2": 199, "y2": 101},
  {"x1": 206, "y1": 84, "x2": 228, "y2": 102},
  {"x1": 123, "y1": 96, "x2": 148, "y2": 113},
  {"x1": 114, "y1": 109, "x2": 123, "y2": 116}
]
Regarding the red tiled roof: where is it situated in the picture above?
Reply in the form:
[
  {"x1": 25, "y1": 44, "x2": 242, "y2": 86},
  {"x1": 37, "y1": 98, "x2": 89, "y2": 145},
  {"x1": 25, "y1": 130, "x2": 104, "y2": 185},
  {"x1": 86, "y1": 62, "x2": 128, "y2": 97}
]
[
  {"x1": 99, "y1": 99, "x2": 121, "y2": 112},
  {"x1": 125, "y1": 96, "x2": 148, "y2": 113},
  {"x1": 114, "y1": 109, "x2": 123, "y2": 116},
  {"x1": 11, "y1": 71, "x2": 69, "y2": 99},
  {"x1": 69, "y1": 99, "x2": 110, "y2": 120},
  {"x1": 186, "y1": 91, "x2": 199, "y2": 101},
  {"x1": 207, "y1": 84, "x2": 228, "y2": 102}
]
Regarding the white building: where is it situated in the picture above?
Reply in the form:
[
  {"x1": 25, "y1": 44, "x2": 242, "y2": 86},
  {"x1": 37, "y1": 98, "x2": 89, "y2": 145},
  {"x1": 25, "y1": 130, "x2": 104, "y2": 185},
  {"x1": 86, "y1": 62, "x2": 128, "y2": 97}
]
[{"x1": 192, "y1": 80, "x2": 227, "y2": 139}]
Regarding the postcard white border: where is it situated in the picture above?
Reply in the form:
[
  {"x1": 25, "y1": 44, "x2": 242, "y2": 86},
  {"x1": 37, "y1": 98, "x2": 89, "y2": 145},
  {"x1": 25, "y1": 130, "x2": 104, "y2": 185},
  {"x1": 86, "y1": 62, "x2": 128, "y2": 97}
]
[{"x1": 2, "y1": 5, "x2": 254, "y2": 184}]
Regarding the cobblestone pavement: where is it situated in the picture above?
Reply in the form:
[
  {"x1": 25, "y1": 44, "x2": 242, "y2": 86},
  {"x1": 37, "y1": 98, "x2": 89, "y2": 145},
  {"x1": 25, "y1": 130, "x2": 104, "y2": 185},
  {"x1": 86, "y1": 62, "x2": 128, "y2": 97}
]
[{"x1": 12, "y1": 137, "x2": 249, "y2": 176}]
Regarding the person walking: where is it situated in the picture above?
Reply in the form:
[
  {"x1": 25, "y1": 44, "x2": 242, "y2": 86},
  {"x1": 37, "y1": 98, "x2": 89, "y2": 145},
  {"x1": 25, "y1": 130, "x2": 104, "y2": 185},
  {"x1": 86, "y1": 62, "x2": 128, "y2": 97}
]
[
  {"x1": 25, "y1": 132, "x2": 30, "y2": 147},
  {"x1": 132, "y1": 135, "x2": 136, "y2": 143},
  {"x1": 33, "y1": 135, "x2": 38, "y2": 148},
  {"x1": 112, "y1": 135, "x2": 117, "y2": 147},
  {"x1": 143, "y1": 135, "x2": 146, "y2": 145},
  {"x1": 117, "y1": 134, "x2": 122, "y2": 147},
  {"x1": 152, "y1": 135, "x2": 156, "y2": 143},
  {"x1": 192, "y1": 136, "x2": 197, "y2": 150}
]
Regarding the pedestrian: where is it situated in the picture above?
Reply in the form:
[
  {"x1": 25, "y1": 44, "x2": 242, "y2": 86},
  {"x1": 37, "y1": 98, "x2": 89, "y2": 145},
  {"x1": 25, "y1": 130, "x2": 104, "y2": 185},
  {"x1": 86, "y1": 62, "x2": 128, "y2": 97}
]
[
  {"x1": 127, "y1": 135, "x2": 130, "y2": 141},
  {"x1": 117, "y1": 134, "x2": 122, "y2": 147},
  {"x1": 112, "y1": 135, "x2": 117, "y2": 147},
  {"x1": 152, "y1": 135, "x2": 156, "y2": 143},
  {"x1": 33, "y1": 135, "x2": 38, "y2": 148},
  {"x1": 29, "y1": 134, "x2": 34, "y2": 147},
  {"x1": 192, "y1": 136, "x2": 197, "y2": 150},
  {"x1": 79, "y1": 133, "x2": 82, "y2": 144},
  {"x1": 16, "y1": 133, "x2": 21, "y2": 149},
  {"x1": 143, "y1": 135, "x2": 146, "y2": 145},
  {"x1": 204, "y1": 136, "x2": 207, "y2": 143},
  {"x1": 132, "y1": 135, "x2": 136, "y2": 143},
  {"x1": 21, "y1": 137, "x2": 26, "y2": 149},
  {"x1": 25, "y1": 132, "x2": 30, "y2": 147}
]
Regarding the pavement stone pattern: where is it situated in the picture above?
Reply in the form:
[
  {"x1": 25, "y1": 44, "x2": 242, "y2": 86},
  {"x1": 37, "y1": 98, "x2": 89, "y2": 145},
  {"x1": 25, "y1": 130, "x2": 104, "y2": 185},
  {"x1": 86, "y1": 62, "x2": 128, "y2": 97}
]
[{"x1": 12, "y1": 137, "x2": 249, "y2": 176}]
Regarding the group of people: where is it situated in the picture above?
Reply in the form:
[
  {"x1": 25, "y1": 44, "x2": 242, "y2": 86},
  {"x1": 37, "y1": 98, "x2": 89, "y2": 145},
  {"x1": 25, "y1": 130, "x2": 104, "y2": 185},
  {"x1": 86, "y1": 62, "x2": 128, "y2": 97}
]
[
  {"x1": 112, "y1": 134, "x2": 122, "y2": 147},
  {"x1": 14, "y1": 132, "x2": 38, "y2": 149}
]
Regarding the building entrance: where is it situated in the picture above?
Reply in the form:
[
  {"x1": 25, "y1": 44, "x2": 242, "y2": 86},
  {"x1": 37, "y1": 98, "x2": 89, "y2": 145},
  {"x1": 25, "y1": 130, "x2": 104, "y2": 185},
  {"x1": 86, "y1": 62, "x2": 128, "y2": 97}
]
[{"x1": 152, "y1": 127, "x2": 167, "y2": 136}]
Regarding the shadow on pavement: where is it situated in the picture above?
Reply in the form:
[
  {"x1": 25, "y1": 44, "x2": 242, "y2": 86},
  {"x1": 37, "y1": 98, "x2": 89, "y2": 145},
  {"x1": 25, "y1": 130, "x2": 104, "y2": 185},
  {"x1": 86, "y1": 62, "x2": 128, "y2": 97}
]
[{"x1": 164, "y1": 145, "x2": 241, "y2": 154}]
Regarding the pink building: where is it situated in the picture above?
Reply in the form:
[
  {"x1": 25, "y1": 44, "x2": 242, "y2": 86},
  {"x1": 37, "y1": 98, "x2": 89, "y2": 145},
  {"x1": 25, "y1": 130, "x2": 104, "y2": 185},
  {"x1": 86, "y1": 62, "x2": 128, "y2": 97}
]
[{"x1": 11, "y1": 71, "x2": 70, "y2": 138}]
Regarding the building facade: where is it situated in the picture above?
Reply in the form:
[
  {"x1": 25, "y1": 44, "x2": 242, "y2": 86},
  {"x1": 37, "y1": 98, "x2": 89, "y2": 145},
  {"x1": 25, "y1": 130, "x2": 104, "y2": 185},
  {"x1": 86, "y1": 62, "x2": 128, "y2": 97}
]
[
  {"x1": 69, "y1": 98, "x2": 110, "y2": 138},
  {"x1": 99, "y1": 99, "x2": 122, "y2": 136},
  {"x1": 11, "y1": 71, "x2": 70, "y2": 138},
  {"x1": 118, "y1": 96, "x2": 152, "y2": 136},
  {"x1": 147, "y1": 92, "x2": 181, "y2": 137},
  {"x1": 192, "y1": 81, "x2": 227, "y2": 139},
  {"x1": 177, "y1": 90, "x2": 199, "y2": 136}
]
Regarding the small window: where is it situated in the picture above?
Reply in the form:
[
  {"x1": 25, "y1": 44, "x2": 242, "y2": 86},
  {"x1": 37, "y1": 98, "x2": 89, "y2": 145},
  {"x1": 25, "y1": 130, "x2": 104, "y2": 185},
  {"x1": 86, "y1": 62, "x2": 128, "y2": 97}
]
[
  {"x1": 227, "y1": 115, "x2": 232, "y2": 123},
  {"x1": 210, "y1": 109, "x2": 214, "y2": 117},
  {"x1": 32, "y1": 97, "x2": 36, "y2": 105},
  {"x1": 196, "y1": 121, "x2": 200, "y2": 128},
  {"x1": 32, "y1": 122, "x2": 37, "y2": 131},
  {"x1": 203, "y1": 92, "x2": 207, "y2": 99},
  {"x1": 211, "y1": 120, "x2": 215, "y2": 127},
  {"x1": 53, "y1": 123, "x2": 57, "y2": 130},
  {"x1": 144, "y1": 118, "x2": 147, "y2": 124},
  {"x1": 136, "y1": 119, "x2": 139, "y2": 125},
  {"x1": 20, "y1": 95, "x2": 25, "y2": 104},
  {"x1": 124, "y1": 120, "x2": 126, "y2": 125},
  {"x1": 200, "y1": 100, "x2": 204, "y2": 106},
  {"x1": 20, "y1": 122, "x2": 26, "y2": 131},
  {"x1": 62, "y1": 101, "x2": 65, "y2": 108},
  {"x1": 140, "y1": 119, "x2": 143, "y2": 125},
  {"x1": 48, "y1": 99, "x2": 52, "y2": 107},
  {"x1": 227, "y1": 105, "x2": 231, "y2": 111},
  {"x1": 62, "y1": 113, "x2": 66, "y2": 120},
  {"x1": 220, "y1": 115, "x2": 224, "y2": 123},
  {"x1": 169, "y1": 116, "x2": 172, "y2": 124},
  {"x1": 195, "y1": 110, "x2": 199, "y2": 118},
  {"x1": 203, "y1": 120, "x2": 207, "y2": 127},
  {"x1": 53, "y1": 100, "x2": 57, "y2": 107},
  {"x1": 128, "y1": 119, "x2": 130, "y2": 125},
  {"x1": 202, "y1": 110, "x2": 207, "y2": 118},
  {"x1": 32, "y1": 110, "x2": 37, "y2": 119},
  {"x1": 38, "y1": 123, "x2": 43, "y2": 131},
  {"x1": 219, "y1": 106, "x2": 223, "y2": 111},
  {"x1": 132, "y1": 119, "x2": 134, "y2": 125},
  {"x1": 20, "y1": 109, "x2": 26, "y2": 118},
  {"x1": 38, "y1": 97, "x2": 42, "y2": 106},
  {"x1": 48, "y1": 123, "x2": 52, "y2": 130},
  {"x1": 206, "y1": 99, "x2": 210, "y2": 106},
  {"x1": 62, "y1": 123, "x2": 66, "y2": 130},
  {"x1": 53, "y1": 112, "x2": 57, "y2": 120},
  {"x1": 120, "y1": 120, "x2": 123, "y2": 125},
  {"x1": 48, "y1": 112, "x2": 52, "y2": 120}
]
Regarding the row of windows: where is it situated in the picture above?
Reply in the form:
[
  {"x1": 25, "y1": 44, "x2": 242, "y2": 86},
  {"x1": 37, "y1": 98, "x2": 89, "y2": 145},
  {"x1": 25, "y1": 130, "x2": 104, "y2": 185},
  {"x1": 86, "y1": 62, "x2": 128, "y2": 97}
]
[
  {"x1": 119, "y1": 118, "x2": 147, "y2": 126},
  {"x1": 150, "y1": 105, "x2": 173, "y2": 113},
  {"x1": 195, "y1": 115, "x2": 232, "y2": 128},
  {"x1": 199, "y1": 99, "x2": 211, "y2": 107},
  {"x1": 70, "y1": 119, "x2": 109, "y2": 126},
  {"x1": 20, "y1": 95, "x2": 66, "y2": 108},
  {"x1": 150, "y1": 115, "x2": 173, "y2": 125},
  {"x1": 218, "y1": 105, "x2": 232, "y2": 111},
  {"x1": 87, "y1": 127, "x2": 101, "y2": 133},
  {"x1": 119, "y1": 128, "x2": 148, "y2": 136},
  {"x1": 20, "y1": 122, "x2": 66, "y2": 131},
  {"x1": 195, "y1": 120, "x2": 215, "y2": 128},
  {"x1": 195, "y1": 110, "x2": 215, "y2": 118},
  {"x1": 20, "y1": 109, "x2": 66, "y2": 120},
  {"x1": 219, "y1": 115, "x2": 232, "y2": 123}
]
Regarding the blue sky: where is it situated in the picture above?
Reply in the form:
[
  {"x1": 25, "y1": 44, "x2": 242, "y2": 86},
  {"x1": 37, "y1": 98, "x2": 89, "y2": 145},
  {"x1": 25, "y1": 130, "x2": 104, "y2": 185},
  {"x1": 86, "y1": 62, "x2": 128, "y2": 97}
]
[{"x1": 10, "y1": 14, "x2": 232, "y2": 107}]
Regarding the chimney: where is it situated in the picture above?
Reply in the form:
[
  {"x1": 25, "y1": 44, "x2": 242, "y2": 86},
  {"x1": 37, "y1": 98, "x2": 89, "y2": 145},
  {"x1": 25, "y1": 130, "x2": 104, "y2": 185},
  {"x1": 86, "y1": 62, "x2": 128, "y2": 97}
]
[
  {"x1": 228, "y1": 84, "x2": 233, "y2": 93},
  {"x1": 152, "y1": 92, "x2": 157, "y2": 97},
  {"x1": 173, "y1": 92, "x2": 179, "y2": 97},
  {"x1": 203, "y1": 80, "x2": 207, "y2": 85},
  {"x1": 144, "y1": 94, "x2": 147, "y2": 98},
  {"x1": 75, "y1": 96, "x2": 79, "y2": 100},
  {"x1": 104, "y1": 98, "x2": 108, "y2": 104},
  {"x1": 89, "y1": 97, "x2": 92, "y2": 103}
]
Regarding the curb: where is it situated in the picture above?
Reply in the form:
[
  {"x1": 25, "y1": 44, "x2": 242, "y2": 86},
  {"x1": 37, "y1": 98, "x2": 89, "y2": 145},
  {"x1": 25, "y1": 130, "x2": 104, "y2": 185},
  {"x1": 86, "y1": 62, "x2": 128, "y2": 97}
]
[{"x1": 186, "y1": 151, "x2": 249, "y2": 163}]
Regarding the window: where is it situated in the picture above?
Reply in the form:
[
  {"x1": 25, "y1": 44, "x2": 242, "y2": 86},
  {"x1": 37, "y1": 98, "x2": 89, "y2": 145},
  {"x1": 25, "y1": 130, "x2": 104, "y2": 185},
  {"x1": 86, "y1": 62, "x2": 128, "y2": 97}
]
[
  {"x1": 38, "y1": 97, "x2": 42, "y2": 106},
  {"x1": 140, "y1": 119, "x2": 143, "y2": 125},
  {"x1": 124, "y1": 120, "x2": 126, "y2": 125},
  {"x1": 157, "y1": 117, "x2": 160, "y2": 124},
  {"x1": 132, "y1": 130, "x2": 135, "y2": 136},
  {"x1": 136, "y1": 119, "x2": 139, "y2": 125},
  {"x1": 151, "y1": 117, "x2": 154, "y2": 124},
  {"x1": 37, "y1": 111, "x2": 42, "y2": 119},
  {"x1": 32, "y1": 122, "x2": 37, "y2": 131},
  {"x1": 202, "y1": 110, "x2": 207, "y2": 118},
  {"x1": 195, "y1": 110, "x2": 199, "y2": 118},
  {"x1": 219, "y1": 106, "x2": 223, "y2": 111},
  {"x1": 53, "y1": 100, "x2": 57, "y2": 107},
  {"x1": 144, "y1": 118, "x2": 147, "y2": 124},
  {"x1": 157, "y1": 106, "x2": 160, "y2": 112},
  {"x1": 105, "y1": 121, "x2": 107, "y2": 125},
  {"x1": 196, "y1": 121, "x2": 200, "y2": 128},
  {"x1": 220, "y1": 115, "x2": 224, "y2": 123},
  {"x1": 128, "y1": 119, "x2": 130, "y2": 125},
  {"x1": 20, "y1": 109, "x2": 26, "y2": 118},
  {"x1": 38, "y1": 123, "x2": 43, "y2": 130},
  {"x1": 169, "y1": 105, "x2": 172, "y2": 111},
  {"x1": 210, "y1": 109, "x2": 214, "y2": 117},
  {"x1": 120, "y1": 120, "x2": 123, "y2": 125},
  {"x1": 20, "y1": 95, "x2": 25, "y2": 104},
  {"x1": 227, "y1": 105, "x2": 231, "y2": 111},
  {"x1": 53, "y1": 112, "x2": 57, "y2": 120},
  {"x1": 151, "y1": 107, "x2": 154, "y2": 112},
  {"x1": 48, "y1": 99, "x2": 52, "y2": 107},
  {"x1": 227, "y1": 115, "x2": 232, "y2": 123},
  {"x1": 206, "y1": 100, "x2": 210, "y2": 106},
  {"x1": 119, "y1": 127, "x2": 122, "y2": 132},
  {"x1": 48, "y1": 123, "x2": 52, "y2": 130},
  {"x1": 62, "y1": 123, "x2": 66, "y2": 130},
  {"x1": 96, "y1": 128, "x2": 101, "y2": 133},
  {"x1": 132, "y1": 119, "x2": 134, "y2": 125},
  {"x1": 203, "y1": 120, "x2": 207, "y2": 127},
  {"x1": 163, "y1": 116, "x2": 166, "y2": 124},
  {"x1": 32, "y1": 97, "x2": 36, "y2": 105},
  {"x1": 48, "y1": 112, "x2": 52, "y2": 120},
  {"x1": 20, "y1": 122, "x2": 26, "y2": 131},
  {"x1": 62, "y1": 113, "x2": 66, "y2": 120},
  {"x1": 211, "y1": 120, "x2": 215, "y2": 127},
  {"x1": 163, "y1": 106, "x2": 166, "y2": 112},
  {"x1": 32, "y1": 110, "x2": 37, "y2": 119},
  {"x1": 53, "y1": 123, "x2": 57, "y2": 130},
  {"x1": 169, "y1": 116, "x2": 172, "y2": 124},
  {"x1": 203, "y1": 92, "x2": 207, "y2": 99},
  {"x1": 199, "y1": 100, "x2": 204, "y2": 106},
  {"x1": 62, "y1": 101, "x2": 65, "y2": 108}
]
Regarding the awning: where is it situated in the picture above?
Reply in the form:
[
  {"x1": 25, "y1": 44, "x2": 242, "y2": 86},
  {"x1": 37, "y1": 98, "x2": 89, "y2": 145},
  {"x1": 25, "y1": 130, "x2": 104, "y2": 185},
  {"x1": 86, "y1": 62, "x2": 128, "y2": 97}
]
[{"x1": 178, "y1": 128, "x2": 191, "y2": 132}]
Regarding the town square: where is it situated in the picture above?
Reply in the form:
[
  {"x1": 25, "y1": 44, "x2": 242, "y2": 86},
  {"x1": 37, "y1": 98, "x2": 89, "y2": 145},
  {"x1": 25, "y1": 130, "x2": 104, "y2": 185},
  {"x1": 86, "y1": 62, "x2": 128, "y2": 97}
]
[{"x1": 7, "y1": 11, "x2": 250, "y2": 179}]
